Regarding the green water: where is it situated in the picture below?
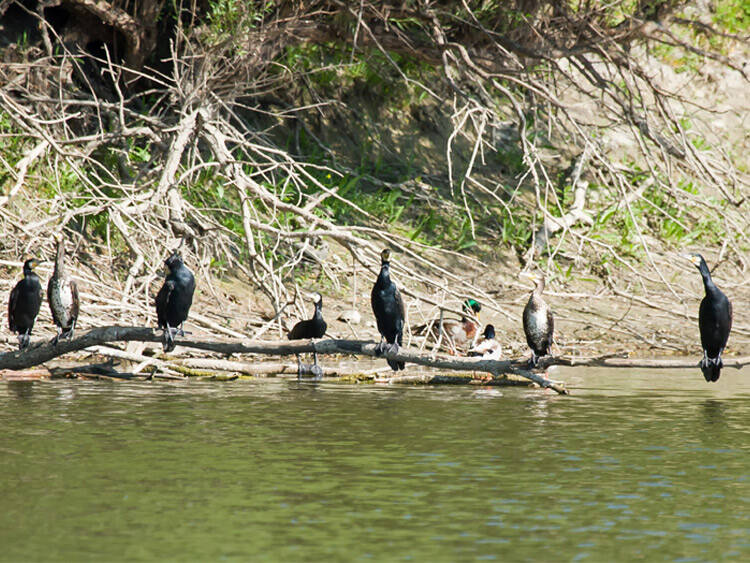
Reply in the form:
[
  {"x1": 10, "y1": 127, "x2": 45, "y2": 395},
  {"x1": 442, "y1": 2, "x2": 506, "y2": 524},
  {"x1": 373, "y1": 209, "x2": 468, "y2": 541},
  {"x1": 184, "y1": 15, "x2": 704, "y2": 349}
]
[{"x1": 0, "y1": 368, "x2": 748, "y2": 561}]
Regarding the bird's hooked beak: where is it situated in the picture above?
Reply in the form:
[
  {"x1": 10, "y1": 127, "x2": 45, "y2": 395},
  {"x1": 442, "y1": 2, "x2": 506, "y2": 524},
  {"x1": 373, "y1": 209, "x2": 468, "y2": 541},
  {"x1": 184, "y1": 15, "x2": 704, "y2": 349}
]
[
  {"x1": 682, "y1": 253, "x2": 702, "y2": 267},
  {"x1": 520, "y1": 271, "x2": 538, "y2": 284}
]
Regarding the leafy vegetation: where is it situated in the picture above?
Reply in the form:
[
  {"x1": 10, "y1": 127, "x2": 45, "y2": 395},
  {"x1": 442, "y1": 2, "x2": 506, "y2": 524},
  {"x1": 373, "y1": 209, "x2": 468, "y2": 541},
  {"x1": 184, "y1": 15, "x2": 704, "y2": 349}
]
[{"x1": 0, "y1": 0, "x2": 746, "y2": 307}]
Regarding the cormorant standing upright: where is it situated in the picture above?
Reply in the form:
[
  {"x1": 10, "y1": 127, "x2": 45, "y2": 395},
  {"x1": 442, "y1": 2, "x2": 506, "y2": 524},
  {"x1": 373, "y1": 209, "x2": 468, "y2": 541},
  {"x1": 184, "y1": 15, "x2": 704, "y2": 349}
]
[
  {"x1": 288, "y1": 292, "x2": 327, "y2": 378},
  {"x1": 8, "y1": 258, "x2": 43, "y2": 349},
  {"x1": 155, "y1": 251, "x2": 195, "y2": 352},
  {"x1": 522, "y1": 271, "x2": 554, "y2": 368},
  {"x1": 688, "y1": 253, "x2": 732, "y2": 382},
  {"x1": 48, "y1": 236, "x2": 79, "y2": 344},
  {"x1": 371, "y1": 248, "x2": 405, "y2": 371}
]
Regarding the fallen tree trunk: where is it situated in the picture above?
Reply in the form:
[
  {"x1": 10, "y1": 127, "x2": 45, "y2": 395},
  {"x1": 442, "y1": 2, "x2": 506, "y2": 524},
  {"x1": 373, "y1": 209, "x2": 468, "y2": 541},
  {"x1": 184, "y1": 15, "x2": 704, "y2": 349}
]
[
  {"x1": 0, "y1": 326, "x2": 569, "y2": 394},
  {"x1": 11, "y1": 327, "x2": 748, "y2": 393}
]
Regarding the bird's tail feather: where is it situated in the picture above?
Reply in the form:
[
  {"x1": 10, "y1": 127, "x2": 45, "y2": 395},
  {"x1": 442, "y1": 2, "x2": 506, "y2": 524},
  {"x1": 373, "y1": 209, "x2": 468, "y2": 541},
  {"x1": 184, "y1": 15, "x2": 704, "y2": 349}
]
[
  {"x1": 386, "y1": 340, "x2": 405, "y2": 371},
  {"x1": 701, "y1": 357, "x2": 722, "y2": 382},
  {"x1": 387, "y1": 358, "x2": 405, "y2": 371}
]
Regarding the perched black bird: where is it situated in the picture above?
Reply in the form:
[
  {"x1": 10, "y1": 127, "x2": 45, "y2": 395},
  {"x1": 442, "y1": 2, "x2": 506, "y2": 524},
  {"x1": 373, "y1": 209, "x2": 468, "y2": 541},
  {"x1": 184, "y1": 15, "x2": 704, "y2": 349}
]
[
  {"x1": 468, "y1": 324, "x2": 502, "y2": 360},
  {"x1": 371, "y1": 248, "x2": 405, "y2": 371},
  {"x1": 155, "y1": 251, "x2": 195, "y2": 353},
  {"x1": 688, "y1": 253, "x2": 732, "y2": 382},
  {"x1": 288, "y1": 292, "x2": 327, "y2": 378},
  {"x1": 522, "y1": 271, "x2": 554, "y2": 368},
  {"x1": 8, "y1": 258, "x2": 43, "y2": 349},
  {"x1": 48, "y1": 236, "x2": 79, "y2": 344}
]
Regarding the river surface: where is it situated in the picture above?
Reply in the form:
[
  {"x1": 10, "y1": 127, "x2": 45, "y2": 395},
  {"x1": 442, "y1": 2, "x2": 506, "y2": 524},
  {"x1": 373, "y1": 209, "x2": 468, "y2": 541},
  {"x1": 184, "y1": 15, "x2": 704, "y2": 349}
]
[{"x1": 0, "y1": 367, "x2": 748, "y2": 561}]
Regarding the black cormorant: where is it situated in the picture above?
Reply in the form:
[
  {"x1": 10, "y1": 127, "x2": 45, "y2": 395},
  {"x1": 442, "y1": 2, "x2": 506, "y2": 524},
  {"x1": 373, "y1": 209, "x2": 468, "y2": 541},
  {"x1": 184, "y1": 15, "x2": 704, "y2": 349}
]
[
  {"x1": 371, "y1": 248, "x2": 405, "y2": 371},
  {"x1": 48, "y1": 236, "x2": 79, "y2": 344},
  {"x1": 688, "y1": 253, "x2": 732, "y2": 382},
  {"x1": 468, "y1": 324, "x2": 502, "y2": 360},
  {"x1": 522, "y1": 271, "x2": 554, "y2": 368},
  {"x1": 155, "y1": 251, "x2": 196, "y2": 353},
  {"x1": 8, "y1": 258, "x2": 43, "y2": 349},
  {"x1": 287, "y1": 292, "x2": 327, "y2": 378}
]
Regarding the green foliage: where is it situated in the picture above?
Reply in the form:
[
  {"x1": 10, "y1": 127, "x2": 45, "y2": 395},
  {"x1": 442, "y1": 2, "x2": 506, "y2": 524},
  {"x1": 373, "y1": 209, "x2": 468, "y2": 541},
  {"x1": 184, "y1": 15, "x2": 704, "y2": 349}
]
[
  {"x1": 713, "y1": 0, "x2": 750, "y2": 33},
  {"x1": 280, "y1": 42, "x2": 432, "y2": 108},
  {"x1": 0, "y1": 112, "x2": 28, "y2": 187},
  {"x1": 204, "y1": 0, "x2": 274, "y2": 47},
  {"x1": 590, "y1": 172, "x2": 728, "y2": 261}
]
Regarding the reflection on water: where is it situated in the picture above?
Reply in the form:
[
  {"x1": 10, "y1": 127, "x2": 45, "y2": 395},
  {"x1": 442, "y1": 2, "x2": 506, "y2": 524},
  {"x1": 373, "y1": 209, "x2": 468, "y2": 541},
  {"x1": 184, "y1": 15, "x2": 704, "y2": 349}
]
[{"x1": 0, "y1": 368, "x2": 748, "y2": 561}]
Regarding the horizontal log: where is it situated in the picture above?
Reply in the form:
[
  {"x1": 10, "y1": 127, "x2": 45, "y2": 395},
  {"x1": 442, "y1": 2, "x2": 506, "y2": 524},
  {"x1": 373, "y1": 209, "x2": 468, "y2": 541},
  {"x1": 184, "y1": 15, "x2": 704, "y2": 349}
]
[{"x1": 0, "y1": 326, "x2": 569, "y2": 394}]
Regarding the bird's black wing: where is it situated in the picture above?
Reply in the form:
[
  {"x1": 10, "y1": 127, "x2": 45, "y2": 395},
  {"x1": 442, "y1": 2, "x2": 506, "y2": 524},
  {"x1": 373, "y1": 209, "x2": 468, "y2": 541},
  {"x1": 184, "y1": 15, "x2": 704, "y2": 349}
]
[
  {"x1": 393, "y1": 285, "x2": 405, "y2": 346},
  {"x1": 155, "y1": 280, "x2": 174, "y2": 329},
  {"x1": 8, "y1": 282, "x2": 19, "y2": 332},
  {"x1": 547, "y1": 307, "x2": 555, "y2": 346},
  {"x1": 522, "y1": 297, "x2": 534, "y2": 349},
  {"x1": 47, "y1": 277, "x2": 61, "y2": 328},
  {"x1": 288, "y1": 319, "x2": 307, "y2": 340},
  {"x1": 70, "y1": 280, "x2": 80, "y2": 325}
]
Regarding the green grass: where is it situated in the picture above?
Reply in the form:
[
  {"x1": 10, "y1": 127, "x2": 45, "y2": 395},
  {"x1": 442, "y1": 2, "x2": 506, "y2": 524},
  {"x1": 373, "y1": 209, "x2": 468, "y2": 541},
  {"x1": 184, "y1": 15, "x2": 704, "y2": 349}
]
[{"x1": 713, "y1": 0, "x2": 750, "y2": 33}]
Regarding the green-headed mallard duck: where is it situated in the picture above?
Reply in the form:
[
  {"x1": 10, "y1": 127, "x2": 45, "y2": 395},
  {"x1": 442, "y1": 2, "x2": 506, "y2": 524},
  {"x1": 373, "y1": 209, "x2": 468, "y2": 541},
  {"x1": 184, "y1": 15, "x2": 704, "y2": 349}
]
[{"x1": 416, "y1": 299, "x2": 481, "y2": 353}]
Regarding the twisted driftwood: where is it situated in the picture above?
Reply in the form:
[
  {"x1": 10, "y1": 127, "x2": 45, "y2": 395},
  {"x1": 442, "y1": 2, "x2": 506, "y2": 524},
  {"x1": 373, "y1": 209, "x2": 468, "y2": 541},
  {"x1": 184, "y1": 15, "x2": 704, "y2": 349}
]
[{"x1": 0, "y1": 326, "x2": 569, "y2": 394}]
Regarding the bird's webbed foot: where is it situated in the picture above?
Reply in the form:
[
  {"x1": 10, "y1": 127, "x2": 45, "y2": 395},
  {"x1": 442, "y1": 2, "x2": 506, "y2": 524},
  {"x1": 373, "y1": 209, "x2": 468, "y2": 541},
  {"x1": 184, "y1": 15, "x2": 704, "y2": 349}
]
[
  {"x1": 310, "y1": 364, "x2": 324, "y2": 380},
  {"x1": 374, "y1": 339, "x2": 387, "y2": 356},
  {"x1": 527, "y1": 352, "x2": 538, "y2": 369},
  {"x1": 161, "y1": 324, "x2": 177, "y2": 352},
  {"x1": 18, "y1": 331, "x2": 31, "y2": 350},
  {"x1": 700, "y1": 350, "x2": 709, "y2": 369}
]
